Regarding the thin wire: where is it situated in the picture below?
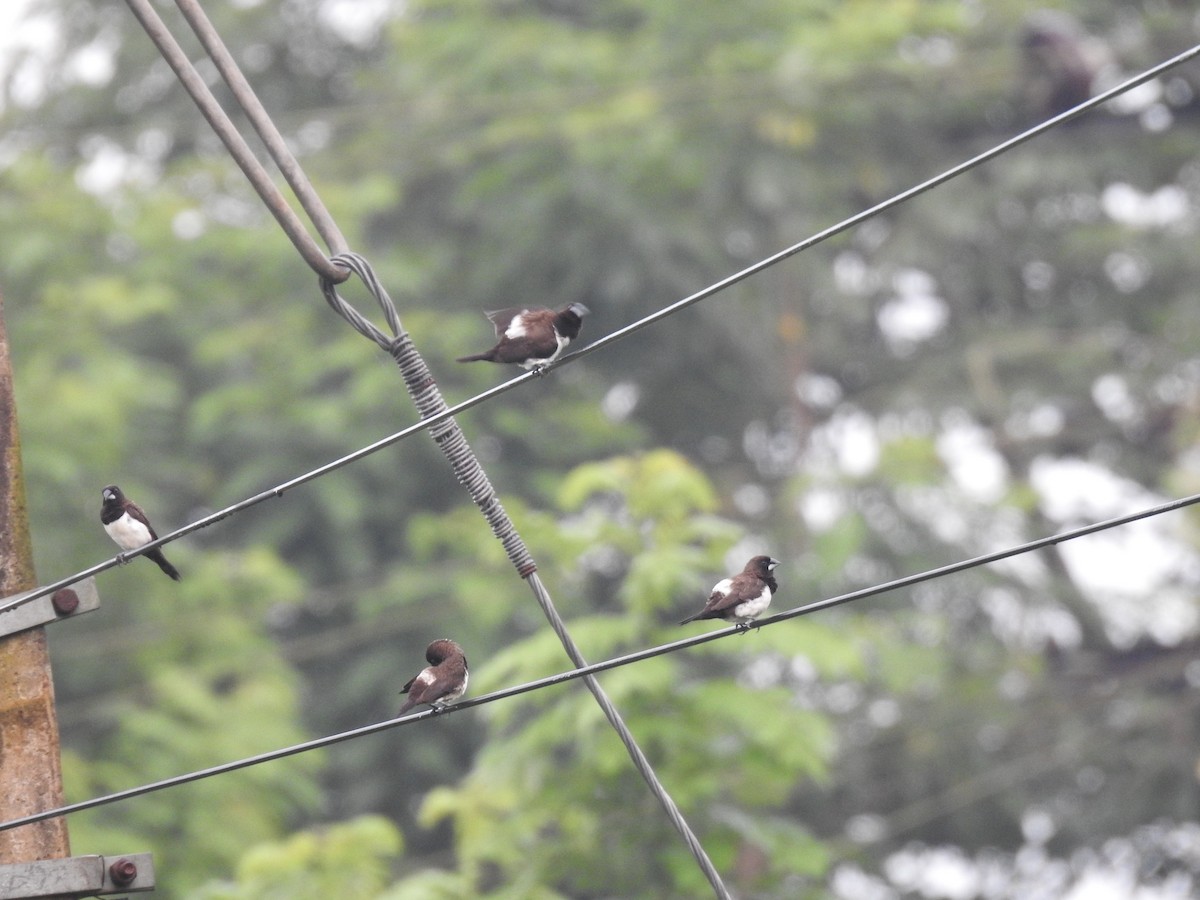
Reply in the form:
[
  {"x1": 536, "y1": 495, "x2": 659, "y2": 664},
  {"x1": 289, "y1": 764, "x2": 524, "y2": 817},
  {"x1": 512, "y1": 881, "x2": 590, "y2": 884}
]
[
  {"x1": 559, "y1": 42, "x2": 1200, "y2": 366},
  {"x1": 121, "y1": 0, "x2": 348, "y2": 282},
  {"x1": 5, "y1": 43, "x2": 1198, "y2": 619},
  {"x1": 5, "y1": 488, "x2": 1199, "y2": 835},
  {"x1": 7, "y1": 48, "x2": 1190, "y2": 605},
  {"x1": 0, "y1": 368, "x2": 530, "y2": 616}
]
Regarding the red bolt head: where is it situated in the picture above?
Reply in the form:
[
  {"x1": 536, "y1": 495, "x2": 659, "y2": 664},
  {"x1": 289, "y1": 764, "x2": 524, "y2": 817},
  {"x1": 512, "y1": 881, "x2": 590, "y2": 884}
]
[
  {"x1": 51, "y1": 589, "x2": 79, "y2": 615},
  {"x1": 109, "y1": 858, "x2": 138, "y2": 886}
]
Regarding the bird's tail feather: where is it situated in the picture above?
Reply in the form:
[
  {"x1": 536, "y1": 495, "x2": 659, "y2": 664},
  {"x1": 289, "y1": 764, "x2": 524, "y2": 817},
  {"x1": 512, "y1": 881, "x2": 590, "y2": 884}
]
[
  {"x1": 150, "y1": 551, "x2": 182, "y2": 582},
  {"x1": 456, "y1": 352, "x2": 493, "y2": 363}
]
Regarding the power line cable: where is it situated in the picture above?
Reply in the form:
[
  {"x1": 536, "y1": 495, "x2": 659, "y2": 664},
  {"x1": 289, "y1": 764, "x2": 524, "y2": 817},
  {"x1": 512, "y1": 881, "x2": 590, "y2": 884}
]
[
  {"x1": 8, "y1": 39, "x2": 1198, "y2": 621},
  {"x1": 563, "y1": 42, "x2": 1200, "y2": 368},
  {"x1": 5, "y1": 487, "x2": 1199, "y2": 835}
]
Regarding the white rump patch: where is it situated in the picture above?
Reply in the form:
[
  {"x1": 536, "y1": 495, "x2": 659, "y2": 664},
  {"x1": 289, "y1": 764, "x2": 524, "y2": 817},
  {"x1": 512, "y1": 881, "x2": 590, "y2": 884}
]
[
  {"x1": 709, "y1": 577, "x2": 734, "y2": 600},
  {"x1": 504, "y1": 313, "x2": 531, "y2": 339}
]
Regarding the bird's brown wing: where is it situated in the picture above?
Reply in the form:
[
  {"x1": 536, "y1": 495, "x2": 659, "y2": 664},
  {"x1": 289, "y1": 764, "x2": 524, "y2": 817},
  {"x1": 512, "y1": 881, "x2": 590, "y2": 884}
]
[
  {"x1": 123, "y1": 499, "x2": 160, "y2": 540},
  {"x1": 709, "y1": 573, "x2": 765, "y2": 612}
]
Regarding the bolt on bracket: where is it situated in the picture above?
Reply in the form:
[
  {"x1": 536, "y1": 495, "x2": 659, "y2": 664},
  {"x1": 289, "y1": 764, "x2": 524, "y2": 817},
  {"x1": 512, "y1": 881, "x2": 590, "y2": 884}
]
[
  {"x1": 0, "y1": 578, "x2": 99, "y2": 639},
  {"x1": 0, "y1": 852, "x2": 154, "y2": 897}
]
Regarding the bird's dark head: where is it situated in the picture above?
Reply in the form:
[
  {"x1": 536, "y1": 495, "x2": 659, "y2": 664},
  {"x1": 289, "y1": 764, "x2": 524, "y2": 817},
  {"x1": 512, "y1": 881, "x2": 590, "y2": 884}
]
[
  {"x1": 102, "y1": 485, "x2": 123, "y2": 504},
  {"x1": 564, "y1": 302, "x2": 589, "y2": 319},
  {"x1": 426, "y1": 638, "x2": 466, "y2": 666},
  {"x1": 748, "y1": 555, "x2": 780, "y2": 576}
]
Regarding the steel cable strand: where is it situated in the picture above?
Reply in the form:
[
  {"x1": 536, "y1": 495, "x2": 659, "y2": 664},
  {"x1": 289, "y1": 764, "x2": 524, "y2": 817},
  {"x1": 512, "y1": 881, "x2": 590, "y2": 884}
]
[
  {"x1": 122, "y1": 0, "x2": 348, "y2": 282},
  {"x1": 172, "y1": 0, "x2": 350, "y2": 258}
]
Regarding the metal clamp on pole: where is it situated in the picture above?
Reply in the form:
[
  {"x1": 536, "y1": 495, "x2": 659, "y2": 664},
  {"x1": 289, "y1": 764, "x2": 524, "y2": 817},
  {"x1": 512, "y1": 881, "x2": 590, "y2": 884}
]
[
  {"x1": 0, "y1": 852, "x2": 154, "y2": 897},
  {"x1": 0, "y1": 578, "x2": 99, "y2": 639}
]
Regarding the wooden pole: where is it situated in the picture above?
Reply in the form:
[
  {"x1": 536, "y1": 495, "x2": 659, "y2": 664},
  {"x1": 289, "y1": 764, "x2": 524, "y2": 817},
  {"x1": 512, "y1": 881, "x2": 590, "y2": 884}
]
[{"x1": 0, "y1": 291, "x2": 71, "y2": 866}]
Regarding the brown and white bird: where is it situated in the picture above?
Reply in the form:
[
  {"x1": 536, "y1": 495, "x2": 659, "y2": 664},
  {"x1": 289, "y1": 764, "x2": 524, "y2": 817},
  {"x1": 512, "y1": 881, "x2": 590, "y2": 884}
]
[
  {"x1": 679, "y1": 555, "x2": 779, "y2": 631},
  {"x1": 100, "y1": 484, "x2": 181, "y2": 581},
  {"x1": 398, "y1": 639, "x2": 470, "y2": 715},
  {"x1": 456, "y1": 303, "x2": 589, "y2": 371}
]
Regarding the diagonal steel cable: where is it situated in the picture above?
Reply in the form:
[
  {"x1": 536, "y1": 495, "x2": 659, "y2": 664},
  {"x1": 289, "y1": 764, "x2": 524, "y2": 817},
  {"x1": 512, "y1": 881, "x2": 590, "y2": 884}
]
[
  {"x1": 122, "y1": 0, "x2": 348, "y2": 282},
  {"x1": 319, "y1": 253, "x2": 730, "y2": 895},
  {"x1": 4, "y1": 488, "x2": 1199, "y2": 835},
  {"x1": 559, "y1": 42, "x2": 1200, "y2": 367},
  {"x1": 172, "y1": 0, "x2": 350, "y2": 260}
]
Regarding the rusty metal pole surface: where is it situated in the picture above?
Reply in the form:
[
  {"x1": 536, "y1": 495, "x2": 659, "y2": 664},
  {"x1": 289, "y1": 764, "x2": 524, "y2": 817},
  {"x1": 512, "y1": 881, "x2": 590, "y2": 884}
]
[{"x1": 0, "y1": 292, "x2": 71, "y2": 866}]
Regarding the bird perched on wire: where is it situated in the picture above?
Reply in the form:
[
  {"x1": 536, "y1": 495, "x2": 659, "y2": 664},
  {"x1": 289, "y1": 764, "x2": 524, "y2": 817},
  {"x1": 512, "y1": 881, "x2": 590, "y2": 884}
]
[
  {"x1": 679, "y1": 555, "x2": 779, "y2": 632},
  {"x1": 456, "y1": 303, "x2": 589, "y2": 372},
  {"x1": 99, "y1": 484, "x2": 181, "y2": 581},
  {"x1": 398, "y1": 639, "x2": 470, "y2": 715}
]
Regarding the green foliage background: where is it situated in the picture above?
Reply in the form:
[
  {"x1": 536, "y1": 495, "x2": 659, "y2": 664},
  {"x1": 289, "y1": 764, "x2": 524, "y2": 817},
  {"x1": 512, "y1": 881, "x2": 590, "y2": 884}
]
[{"x1": 4, "y1": 0, "x2": 1200, "y2": 896}]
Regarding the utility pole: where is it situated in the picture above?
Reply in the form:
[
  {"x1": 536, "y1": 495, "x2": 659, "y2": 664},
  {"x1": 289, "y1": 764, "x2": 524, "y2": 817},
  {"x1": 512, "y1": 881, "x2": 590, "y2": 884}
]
[{"x1": 0, "y1": 292, "x2": 72, "y2": 871}]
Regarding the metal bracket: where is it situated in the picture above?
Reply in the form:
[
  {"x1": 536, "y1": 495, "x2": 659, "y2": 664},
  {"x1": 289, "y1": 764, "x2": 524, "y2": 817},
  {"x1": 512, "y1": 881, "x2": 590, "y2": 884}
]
[
  {"x1": 0, "y1": 578, "x2": 99, "y2": 639},
  {"x1": 0, "y1": 852, "x2": 154, "y2": 897}
]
